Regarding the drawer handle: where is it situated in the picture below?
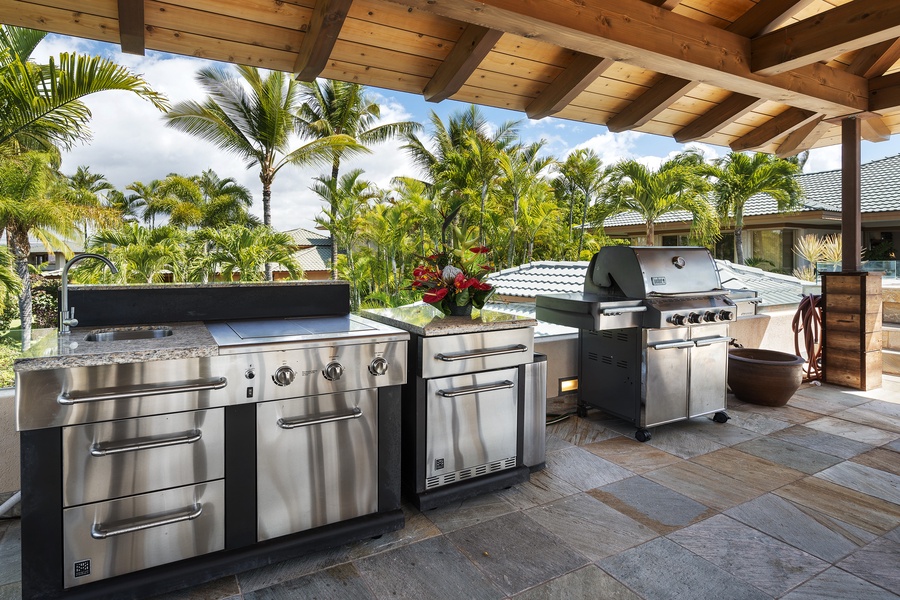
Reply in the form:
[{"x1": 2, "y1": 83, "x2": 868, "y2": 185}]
[
  {"x1": 435, "y1": 344, "x2": 528, "y2": 362},
  {"x1": 90, "y1": 503, "x2": 203, "y2": 539},
  {"x1": 277, "y1": 407, "x2": 362, "y2": 429},
  {"x1": 90, "y1": 430, "x2": 203, "y2": 457},
  {"x1": 58, "y1": 377, "x2": 228, "y2": 405},
  {"x1": 600, "y1": 306, "x2": 647, "y2": 315},
  {"x1": 648, "y1": 340, "x2": 694, "y2": 350},
  {"x1": 437, "y1": 380, "x2": 515, "y2": 398},
  {"x1": 694, "y1": 336, "x2": 733, "y2": 347}
]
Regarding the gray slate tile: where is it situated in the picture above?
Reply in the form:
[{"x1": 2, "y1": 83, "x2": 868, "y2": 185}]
[
  {"x1": 446, "y1": 511, "x2": 589, "y2": 596},
  {"x1": 771, "y1": 425, "x2": 873, "y2": 459},
  {"x1": 237, "y1": 544, "x2": 351, "y2": 593},
  {"x1": 591, "y1": 476, "x2": 711, "y2": 532},
  {"x1": 0, "y1": 520, "x2": 21, "y2": 588},
  {"x1": 525, "y1": 492, "x2": 657, "y2": 560},
  {"x1": 643, "y1": 423, "x2": 727, "y2": 459},
  {"x1": 147, "y1": 576, "x2": 240, "y2": 600},
  {"x1": 733, "y1": 436, "x2": 842, "y2": 474},
  {"x1": 838, "y1": 535, "x2": 900, "y2": 593},
  {"x1": 726, "y1": 493, "x2": 874, "y2": 562},
  {"x1": 243, "y1": 563, "x2": 373, "y2": 600},
  {"x1": 423, "y1": 489, "x2": 516, "y2": 533},
  {"x1": 599, "y1": 537, "x2": 770, "y2": 600},
  {"x1": 816, "y1": 461, "x2": 900, "y2": 505},
  {"x1": 780, "y1": 566, "x2": 900, "y2": 600},
  {"x1": 667, "y1": 514, "x2": 828, "y2": 596},
  {"x1": 354, "y1": 536, "x2": 503, "y2": 600},
  {"x1": 543, "y1": 446, "x2": 633, "y2": 491},
  {"x1": 511, "y1": 565, "x2": 642, "y2": 600}
]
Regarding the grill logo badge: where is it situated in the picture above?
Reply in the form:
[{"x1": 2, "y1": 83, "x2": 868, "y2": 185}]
[
  {"x1": 74, "y1": 559, "x2": 91, "y2": 578},
  {"x1": 651, "y1": 277, "x2": 666, "y2": 286},
  {"x1": 435, "y1": 458, "x2": 445, "y2": 470}
]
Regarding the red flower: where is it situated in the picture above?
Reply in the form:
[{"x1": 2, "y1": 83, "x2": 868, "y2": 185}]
[
  {"x1": 454, "y1": 272, "x2": 476, "y2": 290},
  {"x1": 470, "y1": 246, "x2": 491, "y2": 254},
  {"x1": 423, "y1": 287, "x2": 449, "y2": 304},
  {"x1": 472, "y1": 280, "x2": 492, "y2": 291}
]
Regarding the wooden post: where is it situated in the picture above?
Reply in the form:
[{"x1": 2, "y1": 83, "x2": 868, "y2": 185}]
[{"x1": 841, "y1": 116, "x2": 862, "y2": 272}]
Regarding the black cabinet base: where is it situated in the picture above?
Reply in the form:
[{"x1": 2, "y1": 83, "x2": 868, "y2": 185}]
[
  {"x1": 29, "y1": 510, "x2": 404, "y2": 600},
  {"x1": 410, "y1": 466, "x2": 531, "y2": 511}
]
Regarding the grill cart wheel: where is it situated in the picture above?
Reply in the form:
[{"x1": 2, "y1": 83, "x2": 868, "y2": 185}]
[
  {"x1": 576, "y1": 403, "x2": 588, "y2": 418},
  {"x1": 713, "y1": 412, "x2": 729, "y2": 423},
  {"x1": 635, "y1": 429, "x2": 652, "y2": 443}
]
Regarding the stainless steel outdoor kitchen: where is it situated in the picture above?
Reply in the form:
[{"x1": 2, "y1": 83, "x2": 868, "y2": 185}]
[
  {"x1": 13, "y1": 281, "x2": 547, "y2": 599},
  {"x1": 536, "y1": 246, "x2": 758, "y2": 443},
  {"x1": 14, "y1": 281, "x2": 415, "y2": 600}
]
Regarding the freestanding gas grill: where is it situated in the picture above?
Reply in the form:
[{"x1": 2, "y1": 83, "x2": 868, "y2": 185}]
[{"x1": 536, "y1": 246, "x2": 757, "y2": 442}]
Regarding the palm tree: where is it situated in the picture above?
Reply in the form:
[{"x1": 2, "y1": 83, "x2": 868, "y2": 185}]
[
  {"x1": 712, "y1": 151, "x2": 802, "y2": 264},
  {"x1": 194, "y1": 225, "x2": 302, "y2": 282},
  {"x1": 66, "y1": 165, "x2": 114, "y2": 243},
  {"x1": 0, "y1": 152, "x2": 85, "y2": 348},
  {"x1": 164, "y1": 66, "x2": 359, "y2": 279},
  {"x1": 145, "y1": 172, "x2": 258, "y2": 229},
  {"x1": 602, "y1": 152, "x2": 719, "y2": 247},
  {"x1": 0, "y1": 26, "x2": 168, "y2": 154},
  {"x1": 298, "y1": 79, "x2": 419, "y2": 278},
  {"x1": 85, "y1": 223, "x2": 186, "y2": 284},
  {"x1": 498, "y1": 141, "x2": 553, "y2": 266},
  {"x1": 126, "y1": 180, "x2": 164, "y2": 227},
  {"x1": 553, "y1": 149, "x2": 607, "y2": 259}
]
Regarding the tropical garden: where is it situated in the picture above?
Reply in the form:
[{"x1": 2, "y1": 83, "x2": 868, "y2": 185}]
[{"x1": 0, "y1": 24, "x2": 808, "y2": 384}]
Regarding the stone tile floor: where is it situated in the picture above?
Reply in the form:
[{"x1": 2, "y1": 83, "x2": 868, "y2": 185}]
[{"x1": 1, "y1": 376, "x2": 898, "y2": 599}]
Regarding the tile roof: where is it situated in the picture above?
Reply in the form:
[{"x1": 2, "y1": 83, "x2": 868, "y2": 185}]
[
  {"x1": 602, "y1": 153, "x2": 900, "y2": 228},
  {"x1": 487, "y1": 258, "x2": 804, "y2": 310},
  {"x1": 486, "y1": 261, "x2": 590, "y2": 297},
  {"x1": 294, "y1": 246, "x2": 331, "y2": 273},
  {"x1": 285, "y1": 228, "x2": 331, "y2": 246}
]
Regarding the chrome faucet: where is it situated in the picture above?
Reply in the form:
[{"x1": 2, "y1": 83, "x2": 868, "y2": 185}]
[{"x1": 59, "y1": 253, "x2": 119, "y2": 334}]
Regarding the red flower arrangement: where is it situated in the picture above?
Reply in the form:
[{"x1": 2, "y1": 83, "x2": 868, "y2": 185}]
[{"x1": 412, "y1": 226, "x2": 495, "y2": 316}]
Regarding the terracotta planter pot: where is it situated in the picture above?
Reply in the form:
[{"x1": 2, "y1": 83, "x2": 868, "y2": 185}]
[{"x1": 727, "y1": 348, "x2": 806, "y2": 407}]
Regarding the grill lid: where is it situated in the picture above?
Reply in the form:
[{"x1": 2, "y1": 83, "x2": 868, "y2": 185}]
[{"x1": 586, "y1": 246, "x2": 722, "y2": 297}]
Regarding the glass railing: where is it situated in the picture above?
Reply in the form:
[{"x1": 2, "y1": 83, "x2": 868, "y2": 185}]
[{"x1": 816, "y1": 261, "x2": 898, "y2": 279}]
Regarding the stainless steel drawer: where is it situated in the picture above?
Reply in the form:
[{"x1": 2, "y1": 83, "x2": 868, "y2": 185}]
[
  {"x1": 62, "y1": 409, "x2": 224, "y2": 507},
  {"x1": 419, "y1": 327, "x2": 534, "y2": 379},
  {"x1": 256, "y1": 389, "x2": 378, "y2": 541},
  {"x1": 62, "y1": 480, "x2": 225, "y2": 588},
  {"x1": 425, "y1": 368, "x2": 519, "y2": 489}
]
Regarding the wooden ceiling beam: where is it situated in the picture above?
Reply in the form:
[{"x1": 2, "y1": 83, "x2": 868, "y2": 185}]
[
  {"x1": 675, "y1": 93, "x2": 765, "y2": 143},
  {"x1": 847, "y1": 38, "x2": 900, "y2": 78},
  {"x1": 526, "y1": 54, "x2": 615, "y2": 119},
  {"x1": 776, "y1": 116, "x2": 828, "y2": 157},
  {"x1": 727, "y1": 0, "x2": 818, "y2": 37},
  {"x1": 117, "y1": 0, "x2": 145, "y2": 56},
  {"x1": 869, "y1": 71, "x2": 900, "y2": 112},
  {"x1": 751, "y1": 0, "x2": 900, "y2": 76},
  {"x1": 389, "y1": 0, "x2": 867, "y2": 115},
  {"x1": 643, "y1": 0, "x2": 683, "y2": 9},
  {"x1": 424, "y1": 24, "x2": 503, "y2": 102},
  {"x1": 293, "y1": 0, "x2": 353, "y2": 82},
  {"x1": 606, "y1": 77, "x2": 698, "y2": 132},
  {"x1": 730, "y1": 107, "x2": 820, "y2": 151}
]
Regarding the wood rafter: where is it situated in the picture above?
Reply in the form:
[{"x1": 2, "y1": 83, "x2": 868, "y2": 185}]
[
  {"x1": 526, "y1": 54, "x2": 614, "y2": 119},
  {"x1": 730, "y1": 107, "x2": 820, "y2": 151},
  {"x1": 643, "y1": 0, "x2": 682, "y2": 9},
  {"x1": 293, "y1": 0, "x2": 353, "y2": 82},
  {"x1": 847, "y1": 38, "x2": 900, "y2": 79},
  {"x1": 675, "y1": 94, "x2": 765, "y2": 143},
  {"x1": 861, "y1": 116, "x2": 891, "y2": 142},
  {"x1": 776, "y1": 116, "x2": 828, "y2": 157},
  {"x1": 117, "y1": 0, "x2": 145, "y2": 55},
  {"x1": 727, "y1": 0, "x2": 818, "y2": 37},
  {"x1": 388, "y1": 0, "x2": 867, "y2": 115},
  {"x1": 606, "y1": 77, "x2": 698, "y2": 132},
  {"x1": 752, "y1": 0, "x2": 900, "y2": 76},
  {"x1": 870, "y1": 71, "x2": 900, "y2": 112},
  {"x1": 424, "y1": 24, "x2": 502, "y2": 102}
]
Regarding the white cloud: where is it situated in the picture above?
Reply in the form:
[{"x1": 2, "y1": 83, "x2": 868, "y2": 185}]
[
  {"x1": 572, "y1": 130, "x2": 644, "y2": 165},
  {"x1": 804, "y1": 146, "x2": 842, "y2": 173}
]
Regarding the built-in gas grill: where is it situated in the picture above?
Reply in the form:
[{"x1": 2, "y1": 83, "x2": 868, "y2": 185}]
[{"x1": 536, "y1": 246, "x2": 757, "y2": 442}]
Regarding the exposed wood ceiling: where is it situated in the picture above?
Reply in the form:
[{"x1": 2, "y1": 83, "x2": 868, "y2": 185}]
[{"x1": 2, "y1": 0, "x2": 900, "y2": 154}]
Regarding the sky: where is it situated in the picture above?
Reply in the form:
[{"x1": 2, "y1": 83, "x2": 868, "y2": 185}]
[{"x1": 33, "y1": 34, "x2": 900, "y2": 233}]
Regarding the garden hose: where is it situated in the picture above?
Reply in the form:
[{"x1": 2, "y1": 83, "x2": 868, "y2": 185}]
[{"x1": 792, "y1": 293, "x2": 824, "y2": 381}]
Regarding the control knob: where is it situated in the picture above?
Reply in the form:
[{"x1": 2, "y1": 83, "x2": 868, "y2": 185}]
[
  {"x1": 687, "y1": 312, "x2": 703, "y2": 324},
  {"x1": 669, "y1": 313, "x2": 686, "y2": 326},
  {"x1": 272, "y1": 366, "x2": 295, "y2": 386},
  {"x1": 323, "y1": 361, "x2": 344, "y2": 381},
  {"x1": 704, "y1": 311, "x2": 720, "y2": 322},
  {"x1": 718, "y1": 310, "x2": 734, "y2": 321},
  {"x1": 369, "y1": 357, "x2": 389, "y2": 376}
]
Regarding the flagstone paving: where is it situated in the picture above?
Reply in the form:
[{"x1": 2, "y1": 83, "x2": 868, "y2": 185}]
[{"x1": 1, "y1": 376, "x2": 898, "y2": 600}]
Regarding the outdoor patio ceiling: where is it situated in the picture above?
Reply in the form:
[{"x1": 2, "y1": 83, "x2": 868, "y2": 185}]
[{"x1": 1, "y1": 0, "x2": 900, "y2": 155}]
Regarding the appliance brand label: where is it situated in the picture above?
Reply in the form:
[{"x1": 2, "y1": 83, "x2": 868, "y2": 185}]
[
  {"x1": 651, "y1": 277, "x2": 666, "y2": 286},
  {"x1": 301, "y1": 370, "x2": 318, "y2": 377},
  {"x1": 74, "y1": 559, "x2": 91, "y2": 578}
]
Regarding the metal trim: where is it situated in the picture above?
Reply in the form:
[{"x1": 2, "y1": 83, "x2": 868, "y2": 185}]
[{"x1": 58, "y1": 377, "x2": 227, "y2": 405}]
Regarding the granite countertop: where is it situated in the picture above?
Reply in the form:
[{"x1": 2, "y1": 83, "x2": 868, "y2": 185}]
[
  {"x1": 14, "y1": 322, "x2": 218, "y2": 372},
  {"x1": 361, "y1": 304, "x2": 536, "y2": 337}
]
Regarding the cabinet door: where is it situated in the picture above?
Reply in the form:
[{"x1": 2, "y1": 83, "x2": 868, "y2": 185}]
[
  {"x1": 643, "y1": 329, "x2": 690, "y2": 427},
  {"x1": 689, "y1": 325, "x2": 730, "y2": 417}
]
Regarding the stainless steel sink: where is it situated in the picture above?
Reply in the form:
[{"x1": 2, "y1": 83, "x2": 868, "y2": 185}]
[{"x1": 84, "y1": 327, "x2": 173, "y2": 342}]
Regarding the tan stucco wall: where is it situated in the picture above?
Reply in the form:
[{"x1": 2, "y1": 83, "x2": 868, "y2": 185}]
[{"x1": 0, "y1": 388, "x2": 19, "y2": 495}]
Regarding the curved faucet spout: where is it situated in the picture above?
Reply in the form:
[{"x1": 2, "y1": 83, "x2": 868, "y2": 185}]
[{"x1": 59, "y1": 253, "x2": 119, "y2": 334}]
